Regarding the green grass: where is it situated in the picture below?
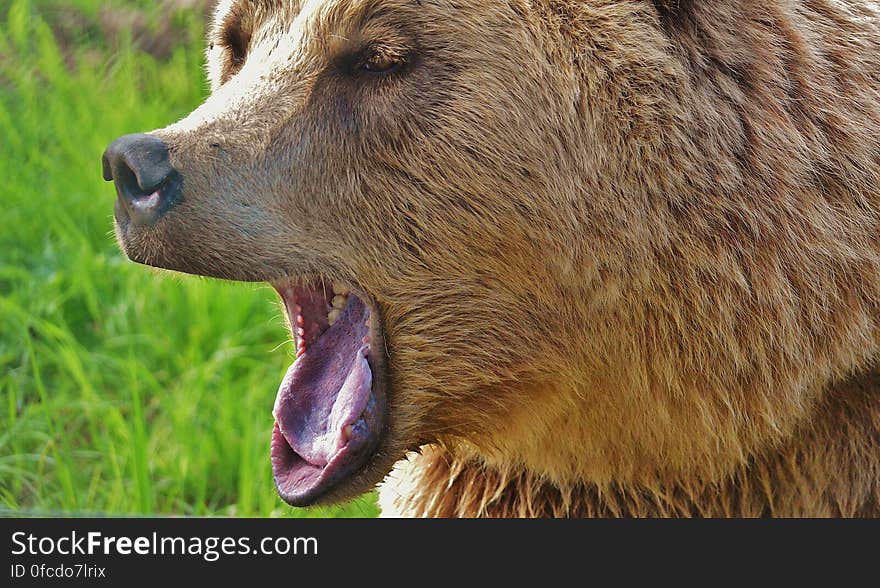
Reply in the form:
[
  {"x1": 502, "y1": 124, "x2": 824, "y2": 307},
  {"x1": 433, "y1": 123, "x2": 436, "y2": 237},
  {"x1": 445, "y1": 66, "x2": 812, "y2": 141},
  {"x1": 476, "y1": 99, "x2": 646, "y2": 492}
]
[{"x1": 0, "y1": 0, "x2": 379, "y2": 517}]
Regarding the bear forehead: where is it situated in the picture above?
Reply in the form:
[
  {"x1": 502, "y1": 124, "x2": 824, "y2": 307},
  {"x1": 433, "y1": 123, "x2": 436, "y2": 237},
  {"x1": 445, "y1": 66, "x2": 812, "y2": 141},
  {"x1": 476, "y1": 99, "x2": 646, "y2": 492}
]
[{"x1": 211, "y1": 0, "x2": 442, "y2": 33}]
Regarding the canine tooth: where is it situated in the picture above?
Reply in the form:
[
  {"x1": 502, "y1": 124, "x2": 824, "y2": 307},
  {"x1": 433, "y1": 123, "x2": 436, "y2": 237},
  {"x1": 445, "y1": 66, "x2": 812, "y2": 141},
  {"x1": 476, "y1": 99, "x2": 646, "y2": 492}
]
[
  {"x1": 342, "y1": 424, "x2": 354, "y2": 441},
  {"x1": 328, "y1": 308, "x2": 341, "y2": 325},
  {"x1": 333, "y1": 282, "x2": 350, "y2": 296},
  {"x1": 332, "y1": 295, "x2": 348, "y2": 309}
]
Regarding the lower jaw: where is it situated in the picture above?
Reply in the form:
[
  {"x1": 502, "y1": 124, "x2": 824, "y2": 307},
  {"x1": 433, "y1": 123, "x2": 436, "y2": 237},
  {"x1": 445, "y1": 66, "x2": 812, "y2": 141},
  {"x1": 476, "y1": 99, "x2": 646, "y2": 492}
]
[
  {"x1": 271, "y1": 422, "x2": 382, "y2": 506},
  {"x1": 270, "y1": 279, "x2": 389, "y2": 506}
]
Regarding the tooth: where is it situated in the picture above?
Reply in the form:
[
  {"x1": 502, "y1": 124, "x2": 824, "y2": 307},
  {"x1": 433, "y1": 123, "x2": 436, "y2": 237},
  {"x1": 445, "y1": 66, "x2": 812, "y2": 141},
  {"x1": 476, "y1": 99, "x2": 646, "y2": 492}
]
[
  {"x1": 342, "y1": 424, "x2": 354, "y2": 441},
  {"x1": 328, "y1": 308, "x2": 341, "y2": 325},
  {"x1": 331, "y1": 295, "x2": 347, "y2": 309},
  {"x1": 333, "y1": 282, "x2": 350, "y2": 296}
]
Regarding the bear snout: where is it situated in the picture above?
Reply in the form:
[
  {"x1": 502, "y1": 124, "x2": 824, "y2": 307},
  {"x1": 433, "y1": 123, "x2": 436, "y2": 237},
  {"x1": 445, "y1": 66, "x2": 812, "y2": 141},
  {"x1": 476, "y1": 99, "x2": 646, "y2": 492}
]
[{"x1": 103, "y1": 133, "x2": 183, "y2": 227}]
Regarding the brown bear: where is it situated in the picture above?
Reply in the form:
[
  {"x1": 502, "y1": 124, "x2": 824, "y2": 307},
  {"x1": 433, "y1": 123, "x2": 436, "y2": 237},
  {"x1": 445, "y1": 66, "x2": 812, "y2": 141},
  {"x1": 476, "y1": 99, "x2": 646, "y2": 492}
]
[{"x1": 102, "y1": 0, "x2": 880, "y2": 517}]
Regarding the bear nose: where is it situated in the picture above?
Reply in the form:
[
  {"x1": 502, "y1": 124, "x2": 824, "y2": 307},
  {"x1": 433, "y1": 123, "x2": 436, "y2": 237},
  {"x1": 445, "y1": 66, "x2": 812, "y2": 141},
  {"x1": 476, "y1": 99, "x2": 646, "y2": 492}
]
[{"x1": 102, "y1": 133, "x2": 182, "y2": 226}]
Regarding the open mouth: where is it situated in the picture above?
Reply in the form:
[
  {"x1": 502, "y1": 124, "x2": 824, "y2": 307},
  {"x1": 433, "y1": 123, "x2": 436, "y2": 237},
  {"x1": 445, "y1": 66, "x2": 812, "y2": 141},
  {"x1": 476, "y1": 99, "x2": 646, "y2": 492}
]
[{"x1": 270, "y1": 279, "x2": 387, "y2": 506}]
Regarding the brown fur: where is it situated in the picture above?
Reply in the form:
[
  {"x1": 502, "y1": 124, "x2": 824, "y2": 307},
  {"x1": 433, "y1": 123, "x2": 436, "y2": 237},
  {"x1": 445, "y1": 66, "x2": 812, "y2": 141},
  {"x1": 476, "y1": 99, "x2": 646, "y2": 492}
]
[
  {"x1": 114, "y1": 0, "x2": 880, "y2": 516},
  {"x1": 381, "y1": 366, "x2": 880, "y2": 517}
]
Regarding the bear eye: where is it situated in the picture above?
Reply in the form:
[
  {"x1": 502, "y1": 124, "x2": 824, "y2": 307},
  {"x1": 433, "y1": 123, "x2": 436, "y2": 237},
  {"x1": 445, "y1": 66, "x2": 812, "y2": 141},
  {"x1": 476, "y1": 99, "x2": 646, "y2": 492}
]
[
  {"x1": 360, "y1": 47, "x2": 406, "y2": 74},
  {"x1": 363, "y1": 55, "x2": 400, "y2": 73}
]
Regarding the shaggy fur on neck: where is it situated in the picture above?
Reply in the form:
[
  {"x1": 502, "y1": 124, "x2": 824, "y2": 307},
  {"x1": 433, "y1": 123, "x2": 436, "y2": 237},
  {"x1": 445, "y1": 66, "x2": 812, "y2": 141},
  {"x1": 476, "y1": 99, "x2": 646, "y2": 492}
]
[{"x1": 381, "y1": 365, "x2": 880, "y2": 517}]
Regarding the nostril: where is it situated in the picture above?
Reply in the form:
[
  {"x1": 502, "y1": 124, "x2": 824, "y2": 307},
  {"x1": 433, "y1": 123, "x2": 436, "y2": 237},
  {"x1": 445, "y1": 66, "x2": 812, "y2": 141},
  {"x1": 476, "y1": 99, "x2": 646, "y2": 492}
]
[
  {"x1": 103, "y1": 134, "x2": 171, "y2": 191},
  {"x1": 103, "y1": 133, "x2": 183, "y2": 226},
  {"x1": 117, "y1": 163, "x2": 144, "y2": 198}
]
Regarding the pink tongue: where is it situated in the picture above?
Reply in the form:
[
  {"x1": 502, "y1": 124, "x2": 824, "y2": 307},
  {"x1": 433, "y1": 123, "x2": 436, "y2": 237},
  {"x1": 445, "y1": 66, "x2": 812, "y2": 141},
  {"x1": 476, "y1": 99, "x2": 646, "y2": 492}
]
[{"x1": 273, "y1": 297, "x2": 372, "y2": 467}]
